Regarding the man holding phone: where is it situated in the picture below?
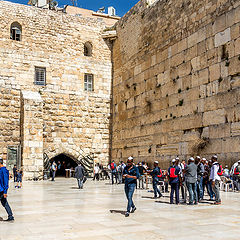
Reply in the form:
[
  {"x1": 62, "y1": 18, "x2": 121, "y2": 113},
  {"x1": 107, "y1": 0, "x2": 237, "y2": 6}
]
[{"x1": 123, "y1": 156, "x2": 140, "y2": 217}]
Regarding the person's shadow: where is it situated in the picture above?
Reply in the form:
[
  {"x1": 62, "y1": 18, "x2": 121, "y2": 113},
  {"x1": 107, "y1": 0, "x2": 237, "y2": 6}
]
[{"x1": 109, "y1": 210, "x2": 126, "y2": 215}]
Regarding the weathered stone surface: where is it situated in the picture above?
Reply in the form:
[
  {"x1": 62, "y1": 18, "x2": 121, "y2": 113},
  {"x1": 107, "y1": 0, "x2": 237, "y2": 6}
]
[
  {"x1": 0, "y1": 1, "x2": 114, "y2": 178},
  {"x1": 112, "y1": 0, "x2": 240, "y2": 168}
]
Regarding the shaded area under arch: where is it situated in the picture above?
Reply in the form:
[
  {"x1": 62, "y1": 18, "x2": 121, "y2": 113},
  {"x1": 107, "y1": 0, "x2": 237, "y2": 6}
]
[{"x1": 51, "y1": 153, "x2": 78, "y2": 177}]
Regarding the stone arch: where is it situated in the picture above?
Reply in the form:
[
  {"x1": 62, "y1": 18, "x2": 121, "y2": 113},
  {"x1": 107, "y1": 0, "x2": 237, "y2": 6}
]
[{"x1": 44, "y1": 143, "x2": 94, "y2": 174}]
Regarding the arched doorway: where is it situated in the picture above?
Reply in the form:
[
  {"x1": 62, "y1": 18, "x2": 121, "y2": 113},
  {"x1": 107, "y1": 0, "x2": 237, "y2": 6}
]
[{"x1": 51, "y1": 153, "x2": 78, "y2": 177}]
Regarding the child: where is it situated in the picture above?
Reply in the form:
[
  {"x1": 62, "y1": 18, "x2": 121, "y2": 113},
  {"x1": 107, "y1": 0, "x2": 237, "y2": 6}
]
[{"x1": 16, "y1": 169, "x2": 23, "y2": 188}]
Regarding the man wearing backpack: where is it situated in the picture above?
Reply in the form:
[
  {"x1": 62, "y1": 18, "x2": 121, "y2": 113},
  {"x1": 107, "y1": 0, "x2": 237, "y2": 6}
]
[
  {"x1": 0, "y1": 157, "x2": 14, "y2": 221},
  {"x1": 210, "y1": 155, "x2": 221, "y2": 205},
  {"x1": 168, "y1": 159, "x2": 181, "y2": 204},
  {"x1": 149, "y1": 161, "x2": 163, "y2": 198},
  {"x1": 110, "y1": 160, "x2": 118, "y2": 184},
  {"x1": 123, "y1": 156, "x2": 140, "y2": 217}
]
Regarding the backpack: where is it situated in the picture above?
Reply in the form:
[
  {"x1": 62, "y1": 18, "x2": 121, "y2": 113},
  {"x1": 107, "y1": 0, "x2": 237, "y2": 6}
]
[
  {"x1": 157, "y1": 168, "x2": 163, "y2": 178},
  {"x1": 110, "y1": 162, "x2": 116, "y2": 170},
  {"x1": 169, "y1": 167, "x2": 178, "y2": 178},
  {"x1": 217, "y1": 164, "x2": 223, "y2": 176}
]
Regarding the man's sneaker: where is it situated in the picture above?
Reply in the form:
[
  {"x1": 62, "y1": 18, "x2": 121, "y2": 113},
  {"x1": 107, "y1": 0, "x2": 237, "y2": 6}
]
[
  {"x1": 131, "y1": 207, "x2": 136, "y2": 213},
  {"x1": 214, "y1": 201, "x2": 221, "y2": 205},
  {"x1": 4, "y1": 217, "x2": 14, "y2": 222},
  {"x1": 125, "y1": 212, "x2": 130, "y2": 217},
  {"x1": 158, "y1": 194, "x2": 163, "y2": 198}
]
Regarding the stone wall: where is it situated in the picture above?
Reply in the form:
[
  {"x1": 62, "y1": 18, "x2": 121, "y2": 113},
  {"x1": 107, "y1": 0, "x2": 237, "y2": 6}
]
[
  {"x1": 0, "y1": 1, "x2": 114, "y2": 178},
  {"x1": 112, "y1": 0, "x2": 240, "y2": 168}
]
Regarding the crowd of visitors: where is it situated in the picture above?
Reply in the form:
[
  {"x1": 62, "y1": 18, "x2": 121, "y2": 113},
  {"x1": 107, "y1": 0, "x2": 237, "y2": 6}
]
[{"x1": 106, "y1": 155, "x2": 240, "y2": 217}]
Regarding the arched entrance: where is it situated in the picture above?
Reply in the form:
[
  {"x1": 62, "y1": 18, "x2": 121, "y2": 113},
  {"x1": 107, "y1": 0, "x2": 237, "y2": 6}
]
[{"x1": 51, "y1": 153, "x2": 78, "y2": 177}]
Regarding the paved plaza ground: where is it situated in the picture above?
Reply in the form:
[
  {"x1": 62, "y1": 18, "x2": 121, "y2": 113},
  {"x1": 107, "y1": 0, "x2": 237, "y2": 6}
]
[{"x1": 0, "y1": 178, "x2": 240, "y2": 240}]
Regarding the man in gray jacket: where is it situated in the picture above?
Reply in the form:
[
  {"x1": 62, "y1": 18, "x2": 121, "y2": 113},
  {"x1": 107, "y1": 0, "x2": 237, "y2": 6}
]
[
  {"x1": 75, "y1": 163, "x2": 85, "y2": 189},
  {"x1": 184, "y1": 157, "x2": 198, "y2": 205}
]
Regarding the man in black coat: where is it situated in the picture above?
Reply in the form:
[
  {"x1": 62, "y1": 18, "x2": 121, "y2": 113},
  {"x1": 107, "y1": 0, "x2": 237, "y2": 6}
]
[{"x1": 74, "y1": 163, "x2": 85, "y2": 189}]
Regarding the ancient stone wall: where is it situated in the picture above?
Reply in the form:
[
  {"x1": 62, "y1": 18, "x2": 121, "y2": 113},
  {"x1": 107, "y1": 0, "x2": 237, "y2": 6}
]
[
  {"x1": 112, "y1": 0, "x2": 240, "y2": 168},
  {"x1": 0, "y1": 1, "x2": 113, "y2": 178}
]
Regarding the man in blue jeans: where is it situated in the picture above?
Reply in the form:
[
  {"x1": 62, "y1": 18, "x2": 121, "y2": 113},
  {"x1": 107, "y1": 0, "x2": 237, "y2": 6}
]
[
  {"x1": 196, "y1": 156, "x2": 204, "y2": 201},
  {"x1": 149, "y1": 161, "x2": 163, "y2": 198},
  {"x1": 184, "y1": 157, "x2": 198, "y2": 205},
  {"x1": 168, "y1": 159, "x2": 181, "y2": 204},
  {"x1": 0, "y1": 157, "x2": 14, "y2": 221},
  {"x1": 123, "y1": 156, "x2": 140, "y2": 217}
]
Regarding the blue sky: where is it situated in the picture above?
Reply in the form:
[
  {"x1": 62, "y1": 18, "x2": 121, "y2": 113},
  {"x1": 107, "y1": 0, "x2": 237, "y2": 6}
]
[{"x1": 6, "y1": 0, "x2": 139, "y2": 16}]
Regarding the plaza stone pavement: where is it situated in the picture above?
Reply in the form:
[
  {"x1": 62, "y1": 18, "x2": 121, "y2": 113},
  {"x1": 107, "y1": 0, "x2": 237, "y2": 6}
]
[{"x1": 1, "y1": 179, "x2": 240, "y2": 240}]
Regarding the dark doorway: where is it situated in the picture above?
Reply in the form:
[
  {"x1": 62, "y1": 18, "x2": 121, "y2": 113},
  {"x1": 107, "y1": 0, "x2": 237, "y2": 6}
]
[{"x1": 51, "y1": 153, "x2": 78, "y2": 177}]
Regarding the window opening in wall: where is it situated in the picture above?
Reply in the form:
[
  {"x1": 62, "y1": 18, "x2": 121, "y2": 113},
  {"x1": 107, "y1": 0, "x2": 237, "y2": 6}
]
[
  {"x1": 10, "y1": 22, "x2": 22, "y2": 41},
  {"x1": 84, "y1": 42, "x2": 92, "y2": 56},
  {"x1": 7, "y1": 145, "x2": 21, "y2": 172},
  {"x1": 84, "y1": 74, "x2": 94, "y2": 91},
  {"x1": 35, "y1": 67, "x2": 46, "y2": 86}
]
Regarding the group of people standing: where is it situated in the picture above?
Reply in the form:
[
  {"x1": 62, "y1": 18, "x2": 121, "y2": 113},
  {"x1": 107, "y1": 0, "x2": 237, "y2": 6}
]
[
  {"x1": 119, "y1": 155, "x2": 226, "y2": 217},
  {"x1": 168, "y1": 155, "x2": 222, "y2": 205}
]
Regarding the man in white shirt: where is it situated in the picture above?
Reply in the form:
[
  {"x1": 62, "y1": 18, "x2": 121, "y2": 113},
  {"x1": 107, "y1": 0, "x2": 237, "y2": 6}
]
[
  {"x1": 93, "y1": 164, "x2": 100, "y2": 181},
  {"x1": 209, "y1": 155, "x2": 221, "y2": 205}
]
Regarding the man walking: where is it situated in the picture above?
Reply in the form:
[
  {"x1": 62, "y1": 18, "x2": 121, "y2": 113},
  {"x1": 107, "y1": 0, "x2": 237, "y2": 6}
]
[
  {"x1": 185, "y1": 157, "x2": 198, "y2": 205},
  {"x1": 51, "y1": 161, "x2": 57, "y2": 181},
  {"x1": 210, "y1": 155, "x2": 221, "y2": 204},
  {"x1": 149, "y1": 161, "x2": 162, "y2": 198},
  {"x1": 168, "y1": 159, "x2": 181, "y2": 204},
  {"x1": 75, "y1": 163, "x2": 85, "y2": 189},
  {"x1": 13, "y1": 165, "x2": 17, "y2": 183},
  {"x1": 123, "y1": 157, "x2": 139, "y2": 217},
  {"x1": 0, "y1": 157, "x2": 14, "y2": 221}
]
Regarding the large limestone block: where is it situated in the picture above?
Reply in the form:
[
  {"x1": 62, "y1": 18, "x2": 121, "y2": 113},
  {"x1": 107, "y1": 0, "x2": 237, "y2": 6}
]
[
  {"x1": 231, "y1": 122, "x2": 240, "y2": 136},
  {"x1": 214, "y1": 28, "x2": 231, "y2": 47},
  {"x1": 209, "y1": 63, "x2": 220, "y2": 82},
  {"x1": 209, "y1": 123, "x2": 230, "y2": 139},
  {"x1": 213, "y1": 14, "x2": 226, "y2": 34},
  {"x1": 203, "y1": 109, "x2": 226, "y2": 126}
]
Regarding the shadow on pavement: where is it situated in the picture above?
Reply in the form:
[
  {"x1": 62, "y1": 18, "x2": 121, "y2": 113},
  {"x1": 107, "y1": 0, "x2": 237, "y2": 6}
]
[
  {"x1": 155, "y1": 200, "x2": 172, "y2": 204},
  {"x1": 109, "y1": 210, "x2": 126, "y2": 215},
  {"x1": 0, "y1": 217, "x2": 3, "y2": 221},
  {"x1": 141, "y1": 196, "x2": 155, "y2": 199}
]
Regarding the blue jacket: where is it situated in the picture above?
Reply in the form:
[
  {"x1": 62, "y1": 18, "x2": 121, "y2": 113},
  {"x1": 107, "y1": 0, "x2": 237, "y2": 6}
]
[
  {"x1": 123, "y1": 165, "x2": 140, "y2": 185},
  {"x1": 168, "y1": 166, "x2": 181, "y2": 184},
  {"x1": 150, "y1": 166, "x2": 161, "y2": 182},
  {"x1": 0, "y1": 167, "x2": 9, "y2": 194}
]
